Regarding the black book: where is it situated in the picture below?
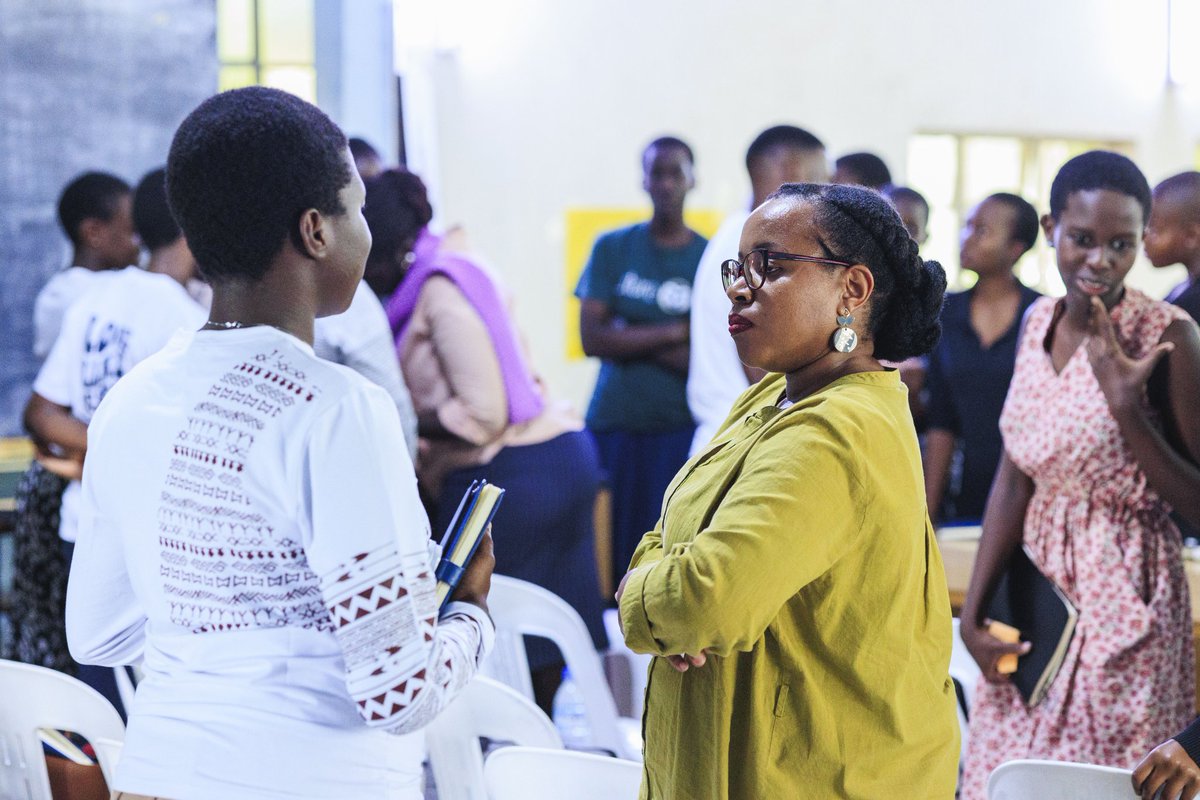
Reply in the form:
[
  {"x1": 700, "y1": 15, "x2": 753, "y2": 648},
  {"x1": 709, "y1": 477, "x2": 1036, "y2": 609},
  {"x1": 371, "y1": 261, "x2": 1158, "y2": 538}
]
[{"x1": 984, "y1": 545, "x2": 1078, "y2": 706}]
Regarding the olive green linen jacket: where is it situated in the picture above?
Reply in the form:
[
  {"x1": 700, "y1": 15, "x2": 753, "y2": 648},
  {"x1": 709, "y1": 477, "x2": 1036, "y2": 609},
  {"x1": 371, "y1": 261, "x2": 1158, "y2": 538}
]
[{"x1": 619, "y1": 370, "x2": 960, "y2": 799}]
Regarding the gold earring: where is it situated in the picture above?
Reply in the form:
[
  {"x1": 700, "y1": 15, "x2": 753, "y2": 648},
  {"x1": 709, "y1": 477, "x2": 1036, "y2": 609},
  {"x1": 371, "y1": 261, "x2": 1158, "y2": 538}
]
[{"x1": 832, "y1": 307, "x2": 858, "y2": 353}]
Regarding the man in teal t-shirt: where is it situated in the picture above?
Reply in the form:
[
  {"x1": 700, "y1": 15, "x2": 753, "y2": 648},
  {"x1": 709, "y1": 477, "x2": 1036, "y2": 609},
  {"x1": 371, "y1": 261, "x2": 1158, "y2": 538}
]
[{"x1": 576, "y1": 136, "x2": 707, "y2": 589}]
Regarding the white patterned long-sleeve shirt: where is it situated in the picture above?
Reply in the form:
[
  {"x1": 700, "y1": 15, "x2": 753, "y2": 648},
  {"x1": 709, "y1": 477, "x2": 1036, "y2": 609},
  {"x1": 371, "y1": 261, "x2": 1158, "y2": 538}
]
[{"x1": 66, "y1": 326, "x2": 493, "y2": 800}]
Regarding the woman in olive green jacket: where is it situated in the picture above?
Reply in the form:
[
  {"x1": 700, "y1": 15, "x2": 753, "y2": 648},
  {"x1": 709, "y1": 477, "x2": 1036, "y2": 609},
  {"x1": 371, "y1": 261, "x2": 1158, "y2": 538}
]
[{"x1": 618, "y1": 183, "x2": 960, "y2": 799}]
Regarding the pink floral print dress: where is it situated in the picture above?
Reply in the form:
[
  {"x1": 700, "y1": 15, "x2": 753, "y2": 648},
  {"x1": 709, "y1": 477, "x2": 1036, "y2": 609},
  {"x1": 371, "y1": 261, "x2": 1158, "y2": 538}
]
[{"x1": 961, "y1": 290, "x2": 1195, "y2": 799}]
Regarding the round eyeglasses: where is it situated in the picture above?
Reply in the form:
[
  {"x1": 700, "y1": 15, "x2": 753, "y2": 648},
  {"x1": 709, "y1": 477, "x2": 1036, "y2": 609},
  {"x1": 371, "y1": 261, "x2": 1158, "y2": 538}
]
[{"x1": 720, "y1": 248, "x2": 855, "y2": 291}]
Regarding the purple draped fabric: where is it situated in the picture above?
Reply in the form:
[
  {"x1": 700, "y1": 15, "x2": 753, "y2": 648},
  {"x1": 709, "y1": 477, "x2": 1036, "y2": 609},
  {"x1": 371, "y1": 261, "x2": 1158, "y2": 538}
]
[{"x1": 386, "y1": 229, "x2": 544, "y2": 425}]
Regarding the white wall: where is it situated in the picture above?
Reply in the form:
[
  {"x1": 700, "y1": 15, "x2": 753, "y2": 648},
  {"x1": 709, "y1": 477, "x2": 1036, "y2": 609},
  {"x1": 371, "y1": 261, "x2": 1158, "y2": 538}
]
[{"x1": 401, "y1": 0, "x2": 1200, "y2": 411}]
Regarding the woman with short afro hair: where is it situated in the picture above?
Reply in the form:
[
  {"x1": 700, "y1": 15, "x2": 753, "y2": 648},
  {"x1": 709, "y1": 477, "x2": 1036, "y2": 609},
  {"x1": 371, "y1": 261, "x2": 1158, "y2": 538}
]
[{"x1": 64, "y1": 87, "x2": 496, "y2": 800}]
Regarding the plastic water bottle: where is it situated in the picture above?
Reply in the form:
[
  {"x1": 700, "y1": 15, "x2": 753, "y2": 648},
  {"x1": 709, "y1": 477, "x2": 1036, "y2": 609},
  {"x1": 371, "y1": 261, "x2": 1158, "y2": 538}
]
[{"x1": 551, "y1": 667, "x2": 592, "y2": 749}]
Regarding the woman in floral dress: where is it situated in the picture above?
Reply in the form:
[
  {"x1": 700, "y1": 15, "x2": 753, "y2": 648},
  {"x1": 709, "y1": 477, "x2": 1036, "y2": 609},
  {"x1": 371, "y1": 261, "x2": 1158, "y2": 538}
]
[{"x1": 960, "y1": 151, "x2": 1200, "y2": 799}]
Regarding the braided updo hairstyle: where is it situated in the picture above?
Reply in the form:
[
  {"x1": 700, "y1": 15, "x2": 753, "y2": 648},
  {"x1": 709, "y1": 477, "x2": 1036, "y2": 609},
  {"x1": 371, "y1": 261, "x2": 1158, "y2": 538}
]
[
  {"x1": 361, "y1": 168, "x2": 434, "y2": 297},
  {"x1": 771, "y1": 183, "x2": 947, "y2": 361}
]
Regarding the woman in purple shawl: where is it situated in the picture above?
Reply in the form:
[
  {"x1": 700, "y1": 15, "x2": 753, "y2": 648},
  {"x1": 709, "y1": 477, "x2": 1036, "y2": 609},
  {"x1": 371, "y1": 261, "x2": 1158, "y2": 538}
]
[{"x1": 362, "y1": 169, "x2": 607, "y2": 709}]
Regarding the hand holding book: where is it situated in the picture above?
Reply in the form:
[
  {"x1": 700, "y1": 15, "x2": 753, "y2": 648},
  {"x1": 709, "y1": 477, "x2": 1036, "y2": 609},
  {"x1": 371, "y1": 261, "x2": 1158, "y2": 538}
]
[
  {"x1": 963, "y1": 618, "x2": 1031, "y2": 685},
  {"x1": 435, "y1": 479, "x2": 504, "y2": 611},
  {"x1": 448, "y1": 524, "x2": 494, "y2": 610},
  {"x1": 981, "y1": 545, "x2": 1077, "y2": 706},
  {"x1": 985, "y1": 620, "x2": 1023, "y2": 675}
]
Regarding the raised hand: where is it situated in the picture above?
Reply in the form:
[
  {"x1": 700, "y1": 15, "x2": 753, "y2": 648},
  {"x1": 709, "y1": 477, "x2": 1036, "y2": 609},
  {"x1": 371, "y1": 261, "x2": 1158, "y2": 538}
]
[{"x1": 1085, "y1": 296, "x2": 1174, "y2": 414}]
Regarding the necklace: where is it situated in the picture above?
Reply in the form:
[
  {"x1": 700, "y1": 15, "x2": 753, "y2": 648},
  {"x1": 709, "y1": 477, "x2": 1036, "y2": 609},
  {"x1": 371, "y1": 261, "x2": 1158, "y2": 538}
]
[{"x1": 201, "y1": 319, "x2": 299, "y2": 340}]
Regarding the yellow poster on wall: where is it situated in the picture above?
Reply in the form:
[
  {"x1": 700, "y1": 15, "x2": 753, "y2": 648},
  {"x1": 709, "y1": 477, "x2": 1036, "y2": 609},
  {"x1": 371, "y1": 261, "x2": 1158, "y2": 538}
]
[{"x1": 564, "y1": 208, "x2": 724, "y2": 360}]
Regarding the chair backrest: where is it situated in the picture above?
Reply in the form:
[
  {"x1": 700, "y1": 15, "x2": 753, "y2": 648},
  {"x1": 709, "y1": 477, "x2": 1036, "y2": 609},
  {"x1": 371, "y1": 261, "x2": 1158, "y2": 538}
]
[
  {"x1": 482, "y1": 575, "x2": 636, "y2": 759},
  {"x1": 948, "y1": 617, "x2": 980, "y2": 762},
  {"x1": 602, "y1": 608, "x2": 651, "y2": 720},
  {"x1": 987, "y1": 759, "x2": 1134, "y2": 800},
  {"x1": 426, "y1": 676, "x2": 562, "y2": 800},
  {"x1": 113, "y1": 666, "x2": 138, "y2": 716},
  {"x1": 484, "y1": 746, "x2": 642, "y2": 800},
  {"x1": 949, "y1": 618, "x2": 982, "y2": 712},
  {"x1": 89, "y1": 738, "x2": 124, "y2": 787},
  {"x1": 0, "y1": 659, "x2": 125, "y2": 800}
]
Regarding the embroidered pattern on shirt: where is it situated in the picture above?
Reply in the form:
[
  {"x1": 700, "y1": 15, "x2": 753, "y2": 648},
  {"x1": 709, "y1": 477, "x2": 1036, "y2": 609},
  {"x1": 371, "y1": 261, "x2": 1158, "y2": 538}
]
[
  {"x1": 321, "y1": 545, "x2": 477, "y2": 731},
  {"x1": 156, "y1": 347, "x2": 326, "y2": 633}
]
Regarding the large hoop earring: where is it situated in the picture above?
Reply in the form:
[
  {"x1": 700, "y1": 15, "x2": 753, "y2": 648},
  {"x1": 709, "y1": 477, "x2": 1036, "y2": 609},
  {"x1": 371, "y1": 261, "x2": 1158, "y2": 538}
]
[{"x1": 832, "y1": 307, "x2": 858, "y2": 353}]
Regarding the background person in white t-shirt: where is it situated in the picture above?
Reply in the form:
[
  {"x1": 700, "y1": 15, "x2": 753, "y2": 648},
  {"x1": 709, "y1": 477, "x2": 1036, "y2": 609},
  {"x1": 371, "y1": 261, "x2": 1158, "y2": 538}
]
[
  {"x1": 314, "y1": 280, "x2": 419, "y2": 458},
  {"x1": 33, "y1": 171, "x2": 142, "y2": 359},
  {"x1": 686, "y1": 125, "x2": 830, "y2": 454},
  {"x1": 18, "y1": 167, "x2": 205, "y2": 713},
  {"x1": 25, "y1": 167, "x2": 206, "y2": 496},
  {"x1": 66, "y1": 87, "x2": 495, "y2": 800},
  {"x1": 314, "y1": 137, "x2": 419, "y2": 454}
]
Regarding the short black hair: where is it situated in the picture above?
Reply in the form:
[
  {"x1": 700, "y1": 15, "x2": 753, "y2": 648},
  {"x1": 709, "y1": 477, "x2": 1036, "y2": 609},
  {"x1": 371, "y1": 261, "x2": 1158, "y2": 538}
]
[
  {"x1": 1154, "y1": 170, "x2": 1200, "y2": 201},
  {"x1": 771, "y1": 183, "x2": 947, "y2": 361},
  {"x1": 883, "y1": 186, "x2": 929, "y2": 219},
  {"x1": 745, "y1": 125, "x2": 825, "y2": 172},
  {"x1": 348, "y1": 137, "x2": 380, "y2": 162},
  {"x1": 643, "y1": 136, "x2": 695, "y2": 168},
  {"x1": 834, "y1": 152, "x2": 893, "y2": 190},
  {"x1": 132, "y1": 167, "x2": 181, "y2": 251},
  {"x1": 57, "y1": 171, "x2": 130, "y2": 246},
  {"x1": 166, "y1": 86, "x2": 352, "y2": 284},
  {"x1": 985, "y1": 192, "x2": 1039, "y2": 253},
  {"x1": 1048, "y1": 150, "x2": 1151, "y2": 224},
  {"x1": 362, "y1": 169, "x2": 434, "y2": 297}
]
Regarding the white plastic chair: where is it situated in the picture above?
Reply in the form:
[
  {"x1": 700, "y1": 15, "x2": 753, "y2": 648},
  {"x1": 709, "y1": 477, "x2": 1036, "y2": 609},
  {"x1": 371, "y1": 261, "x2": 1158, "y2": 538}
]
[
  {"x1": 949, "y1": 617, "x2": 982, "y2": 761},
  {"x1": 0, "y1": 659, "x2": 125, "y2": 800},
  {"x1": 484, "y1": 746, "x2": 642, "y2": 800},
  {"x1": 426, "y1": 676, "x2": 563, "y2": 800},
  {"x1": 949, "y1": 617, "x2": 982, "y2": 713},
  {"x1": 482, "y1": 575, "x2": 641, "y2": 760},
  {"x1": 90, "y1": 737, "x2": 124, "y2": 786},
  {"x1": 113, "y1": 665, "x2": 138, "y2": 714},
  {"x1": 987, "y1": 759, "x2": 1134, "y2": 799},
  {"x1": 602, "y1": 608, "x2": 651, "y2": 720}
]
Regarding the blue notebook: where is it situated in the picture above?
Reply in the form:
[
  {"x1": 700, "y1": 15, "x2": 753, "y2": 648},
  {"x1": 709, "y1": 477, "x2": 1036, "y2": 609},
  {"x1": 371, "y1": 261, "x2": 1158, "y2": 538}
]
[{"x1": 435, "y1": 479, "x2": 505, "y2": 609}]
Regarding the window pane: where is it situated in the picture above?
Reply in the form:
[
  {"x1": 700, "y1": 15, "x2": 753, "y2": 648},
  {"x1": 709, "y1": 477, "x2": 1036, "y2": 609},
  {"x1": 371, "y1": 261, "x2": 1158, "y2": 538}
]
[
  {"x1": 261, "y1": 66, "x2": 317, "y2": 103},
  {"x1": 907, "y1": 134, "x2": 961, "y2": 287},
  {"x1": 928, "y1": 208, "x2": 964, "y2": 289},
  {"x1": 961, "y1": 137, "x2": 1022, "y2": 207},
  {"x1": 219, "y1": 65, "x2": 259, "y2": 93},
  {"x1": 907, "y1": 135, "x2": 957, "y2": 208},
  {"x1": 217, "y1": 0, "x2": 256, "y2": 63},
  {"x1": 909, "y1": 133, "x2": 1132, "y2": 295},
  {"x1": 259, "y1": 0, "x2": 314, "y2": 64}
]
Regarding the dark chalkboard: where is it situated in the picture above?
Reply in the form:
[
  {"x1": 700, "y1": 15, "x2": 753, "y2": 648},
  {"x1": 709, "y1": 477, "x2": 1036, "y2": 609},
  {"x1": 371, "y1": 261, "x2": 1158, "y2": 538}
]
[{"x1": 0, "y1": 0, "x2": 217, "y2": 435}]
